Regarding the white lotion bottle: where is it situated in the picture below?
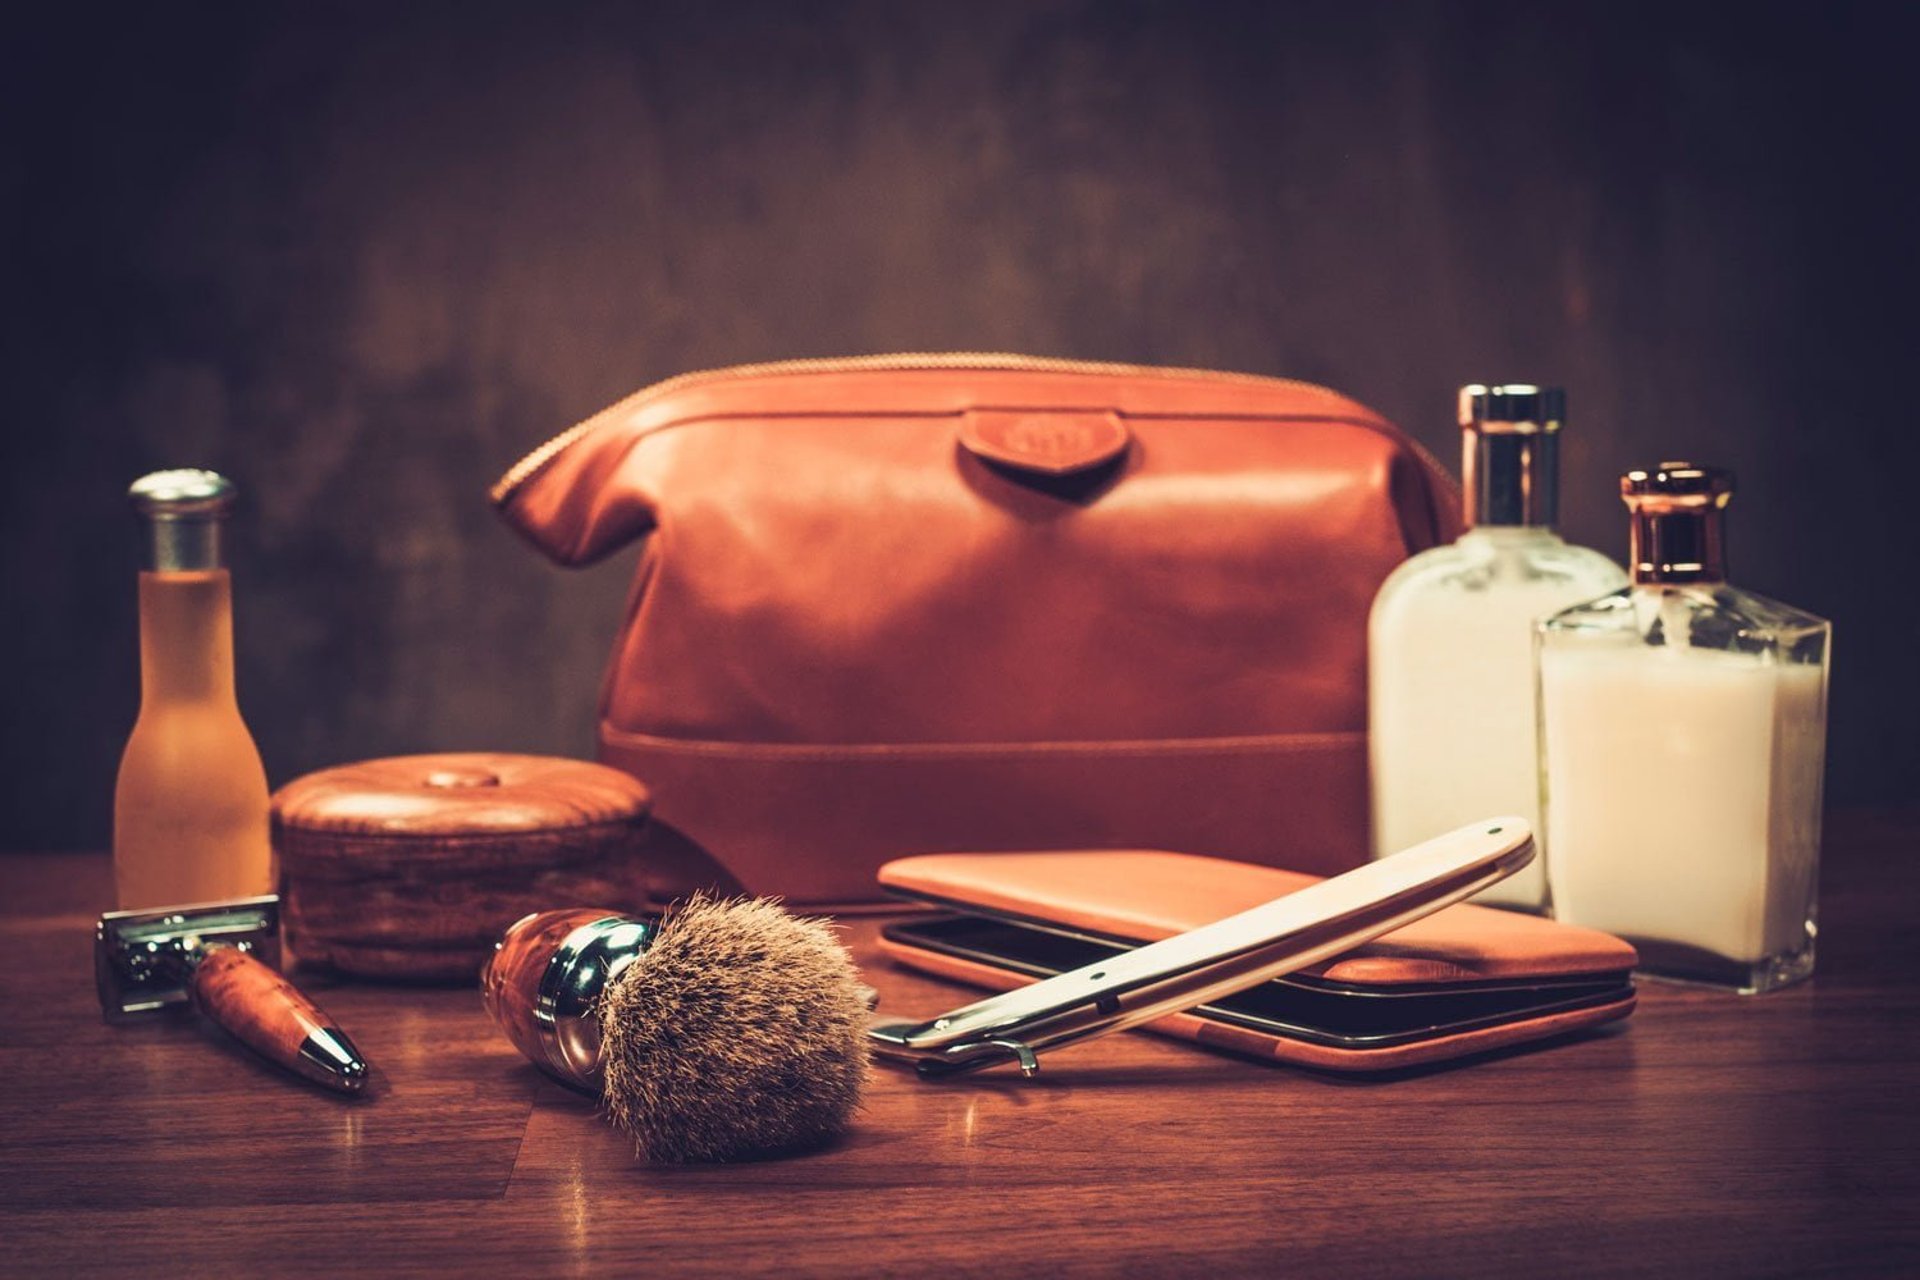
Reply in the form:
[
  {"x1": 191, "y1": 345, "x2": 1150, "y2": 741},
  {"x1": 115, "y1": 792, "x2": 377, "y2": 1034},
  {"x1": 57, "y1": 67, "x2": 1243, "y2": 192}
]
[
  {"x1": 1538, "y1": 463, "x2": 1829, "y2": 993},
  {"x1": 1369, "y1": 385, "x2": 1626, "y2": 911}
]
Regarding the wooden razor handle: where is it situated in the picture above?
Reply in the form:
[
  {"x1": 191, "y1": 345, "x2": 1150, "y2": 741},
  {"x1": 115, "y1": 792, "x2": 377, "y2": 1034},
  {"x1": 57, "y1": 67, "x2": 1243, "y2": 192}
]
[{"x1": 190, "y1": 946, "x2": 370, "y2": 1093}]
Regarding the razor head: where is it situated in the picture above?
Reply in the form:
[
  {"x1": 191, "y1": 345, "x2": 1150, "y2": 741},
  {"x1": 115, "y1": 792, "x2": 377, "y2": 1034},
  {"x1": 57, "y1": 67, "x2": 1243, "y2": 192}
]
[{"x1": 95, "y1": 895, "x2": 281, "y2": 1022}]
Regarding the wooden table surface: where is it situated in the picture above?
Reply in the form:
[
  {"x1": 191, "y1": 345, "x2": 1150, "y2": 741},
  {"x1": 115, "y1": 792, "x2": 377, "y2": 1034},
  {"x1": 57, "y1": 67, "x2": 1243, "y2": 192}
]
[{"x1": 4, "y1": 813, "x2": 1918, "y2": 1277}]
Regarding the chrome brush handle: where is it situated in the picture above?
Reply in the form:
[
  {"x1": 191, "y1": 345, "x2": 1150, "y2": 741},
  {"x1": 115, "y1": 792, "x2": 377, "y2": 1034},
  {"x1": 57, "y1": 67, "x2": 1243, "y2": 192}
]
[{"x1": 869, "y1": 818, "x2": 1535, "y2": 1077}]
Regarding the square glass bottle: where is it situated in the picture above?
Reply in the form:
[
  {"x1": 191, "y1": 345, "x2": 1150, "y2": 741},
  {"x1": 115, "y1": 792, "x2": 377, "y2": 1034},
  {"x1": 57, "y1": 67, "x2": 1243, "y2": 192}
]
[{"x1": 1536, "y1": 463, "x2": 1829, "y2": 993}]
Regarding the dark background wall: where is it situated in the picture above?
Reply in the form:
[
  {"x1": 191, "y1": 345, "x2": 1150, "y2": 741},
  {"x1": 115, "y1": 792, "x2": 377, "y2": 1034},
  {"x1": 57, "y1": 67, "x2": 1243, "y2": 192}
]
[{"x1": 5, "y1": 0, "x2": 1915, "y2": 851}]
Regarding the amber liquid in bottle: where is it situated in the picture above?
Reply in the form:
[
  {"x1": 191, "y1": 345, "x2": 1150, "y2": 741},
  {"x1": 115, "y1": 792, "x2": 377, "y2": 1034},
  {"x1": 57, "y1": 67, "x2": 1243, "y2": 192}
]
[{"x1": 113, "y1": 475, "x2": 273, "y2": 909}]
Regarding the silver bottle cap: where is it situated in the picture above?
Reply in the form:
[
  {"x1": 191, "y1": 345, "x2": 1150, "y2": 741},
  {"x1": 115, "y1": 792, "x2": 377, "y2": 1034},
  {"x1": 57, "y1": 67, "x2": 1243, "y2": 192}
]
[
  {"x1": 129, "y1": 469, "x2": 235, "y2": 571},
  {"x1": 1458, "y1": 385, "x2": 1563, "y2": 528}
]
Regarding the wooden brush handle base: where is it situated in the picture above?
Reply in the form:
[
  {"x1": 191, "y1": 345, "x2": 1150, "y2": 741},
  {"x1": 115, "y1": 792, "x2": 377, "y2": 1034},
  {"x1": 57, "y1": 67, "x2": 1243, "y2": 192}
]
[{"x1": 482, "y1": 908, "x2": 624, "y2": 1076}]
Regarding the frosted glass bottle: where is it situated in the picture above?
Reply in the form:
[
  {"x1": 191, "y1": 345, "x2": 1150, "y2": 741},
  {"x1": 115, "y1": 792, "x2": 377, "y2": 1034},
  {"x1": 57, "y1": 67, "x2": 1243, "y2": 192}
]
[
  {"x1": 1369, "y1": 385, "x2": 1625, "y2": 912},
  {"x1": 1538, "y1": 463, "x2": 1829, "y2": 993},
  {"x1": 113, "y1": 470, "x2": 274, "y2": 909}
]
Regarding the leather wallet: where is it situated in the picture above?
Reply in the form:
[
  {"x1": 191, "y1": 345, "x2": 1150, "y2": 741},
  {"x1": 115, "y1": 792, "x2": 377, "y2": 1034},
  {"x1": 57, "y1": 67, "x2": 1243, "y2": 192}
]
[{"x1": 877, "y1": 850, "x2": 1637, "y2": 1072}]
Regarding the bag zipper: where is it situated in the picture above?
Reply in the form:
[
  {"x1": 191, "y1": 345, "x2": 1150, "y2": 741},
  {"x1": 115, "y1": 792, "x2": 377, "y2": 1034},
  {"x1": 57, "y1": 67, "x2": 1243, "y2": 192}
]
[{"x1": 490, "y1": 351, "x2": 1454, "y2": 506}]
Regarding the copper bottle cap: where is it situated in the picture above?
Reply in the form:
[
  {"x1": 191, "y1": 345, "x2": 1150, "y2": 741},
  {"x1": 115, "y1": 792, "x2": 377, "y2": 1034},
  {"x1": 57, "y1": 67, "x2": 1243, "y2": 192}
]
[{"x1": 1621, "y1": 461, "x2": 1734, "y2": 584}]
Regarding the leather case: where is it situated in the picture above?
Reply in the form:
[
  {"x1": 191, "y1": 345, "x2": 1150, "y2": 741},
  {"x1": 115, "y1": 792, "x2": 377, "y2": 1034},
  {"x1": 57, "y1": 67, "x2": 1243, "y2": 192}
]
[
  {"x1": 493, "y1": 354, "x2": 1459, "y2": 904},
  {"x1": 877, "y1": 850, "x2": 1637, "y2": 1071}
]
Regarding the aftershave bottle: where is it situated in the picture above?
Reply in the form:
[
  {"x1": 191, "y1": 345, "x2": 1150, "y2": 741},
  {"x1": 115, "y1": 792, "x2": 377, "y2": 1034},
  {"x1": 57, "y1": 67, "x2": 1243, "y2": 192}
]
[
  {"x1": 1369, "y1": 385, "x2": 1626, "y2": 912},
  {"x1": 113, "y1": 470, "x2": 274, "y2": 909},
  {"x1": 1538, "y1": 463, "x2": 1829, "y2": 992}
]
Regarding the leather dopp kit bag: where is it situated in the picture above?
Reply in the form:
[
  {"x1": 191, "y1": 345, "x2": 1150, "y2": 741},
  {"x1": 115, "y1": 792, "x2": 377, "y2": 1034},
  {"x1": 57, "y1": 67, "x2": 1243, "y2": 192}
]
[
  {"x1": 877, "y1": 849, "x2": 1638, "y2": 1070},
  {"x1": 493, "y1": 355, "x2": 1460, "y2": 904}
]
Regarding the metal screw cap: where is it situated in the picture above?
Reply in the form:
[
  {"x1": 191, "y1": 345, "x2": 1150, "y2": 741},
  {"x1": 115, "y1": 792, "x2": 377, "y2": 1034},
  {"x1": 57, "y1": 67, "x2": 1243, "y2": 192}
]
[
  {"x1": 1621, "y1": 462, "x2": 1734, "y2": 583},
  {"x1": 129, "y1": 469, "x2": 235, "y2": 517},
  {"x1": 1458, "y1": 384, "x2": 1565, "y2": 527},
  {"x1": 128, "y1": 470, "x2": 236, "y2": 570}
]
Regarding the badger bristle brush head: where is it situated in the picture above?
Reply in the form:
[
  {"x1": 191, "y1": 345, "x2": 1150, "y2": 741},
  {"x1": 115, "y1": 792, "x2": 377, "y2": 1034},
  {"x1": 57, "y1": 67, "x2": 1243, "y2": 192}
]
[
  {"x1": 599, "y1": 895, "x2": 870, "y2": 1163},
  {"x1": 482, "y1": 897, "x2": 870, "y2": 1164}
]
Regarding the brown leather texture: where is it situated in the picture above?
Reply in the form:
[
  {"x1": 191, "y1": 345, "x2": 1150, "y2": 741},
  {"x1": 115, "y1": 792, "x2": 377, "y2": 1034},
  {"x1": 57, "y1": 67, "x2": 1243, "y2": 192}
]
[
  {"x1": 272, "y1": 753, "x2": 655, "y2": 980},
  {"x1": 877, "y1": 848, "x2": 1637, "y2": 1070},
  {"x1": 878, "y1": 849, "x2": 1639, "y2": 983},
  {"x1": 496, "y1": 357, "x2": 1459, "y2": 902}
]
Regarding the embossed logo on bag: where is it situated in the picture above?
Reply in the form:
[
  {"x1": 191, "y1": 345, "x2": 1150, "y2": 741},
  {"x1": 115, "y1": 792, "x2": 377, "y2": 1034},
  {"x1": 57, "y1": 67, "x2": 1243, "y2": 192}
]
[
  {"x1": 958, "y1": 410, "x2": 1131, "y2": 476},
  {"x1": 1006, "y1": 417, "x2": 1095, "y2": 458}
]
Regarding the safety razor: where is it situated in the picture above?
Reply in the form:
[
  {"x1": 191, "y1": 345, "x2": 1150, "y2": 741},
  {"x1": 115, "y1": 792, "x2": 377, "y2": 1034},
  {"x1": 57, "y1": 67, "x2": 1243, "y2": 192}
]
[
  {"x1": 95, "y1": 894, "x2": 370, "y2": 1094},
  {"x1": 867, "y1": 817, "x2": 1537, "y2": 1077}
]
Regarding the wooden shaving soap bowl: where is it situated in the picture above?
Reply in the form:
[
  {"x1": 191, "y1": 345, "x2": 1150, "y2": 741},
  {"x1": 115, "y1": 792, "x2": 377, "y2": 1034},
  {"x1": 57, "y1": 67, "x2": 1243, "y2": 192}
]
[{"x1": 272, "y1": 753, "x2": 653, "y2": 981}]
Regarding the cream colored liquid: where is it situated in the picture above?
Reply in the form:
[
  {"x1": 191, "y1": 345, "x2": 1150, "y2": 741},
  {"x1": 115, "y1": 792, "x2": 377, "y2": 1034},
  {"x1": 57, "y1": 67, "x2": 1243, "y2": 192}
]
[
  {"x1": 113, "y1": 570, "x2": 273, "y2": 909},
  {"x1": 1541, "y1": 643, "x2": 1824, "y2": 964},
  {"x1": 1371, "y1": 579, "x2": 1595, "y2": 908},
  {"x1": 1369, "y1": 531, "x2": 1625, "y2": 911}
]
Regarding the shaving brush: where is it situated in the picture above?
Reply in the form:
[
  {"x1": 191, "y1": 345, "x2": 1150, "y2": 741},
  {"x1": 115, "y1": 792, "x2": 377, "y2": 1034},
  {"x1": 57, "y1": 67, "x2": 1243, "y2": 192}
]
[{"x1": 483, "y1": 897, "x2": 870, "y2": 1163}]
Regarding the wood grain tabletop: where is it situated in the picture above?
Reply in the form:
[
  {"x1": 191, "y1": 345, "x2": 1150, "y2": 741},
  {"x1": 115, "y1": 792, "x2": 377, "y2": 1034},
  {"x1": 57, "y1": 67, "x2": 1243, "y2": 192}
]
[{"x1": 3, "y1": 812, "x2": 1917, "y2": 1277}]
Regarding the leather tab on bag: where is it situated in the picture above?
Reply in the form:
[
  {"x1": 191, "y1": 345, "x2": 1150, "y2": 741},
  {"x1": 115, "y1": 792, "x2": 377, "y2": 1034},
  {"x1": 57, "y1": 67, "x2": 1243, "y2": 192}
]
[{"x1": 958, "y1": 409, "x2": 1131, "y2": 476}]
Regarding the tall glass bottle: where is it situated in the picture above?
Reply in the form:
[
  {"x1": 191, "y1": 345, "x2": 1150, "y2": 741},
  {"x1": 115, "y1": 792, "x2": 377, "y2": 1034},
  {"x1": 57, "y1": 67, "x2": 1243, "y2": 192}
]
[
  {"x1": 1537, "y1": 463, "x2": 1829, "y2": 993},
  {"x1": 113, "y1": 470, "x2": 274, "y2": 909},
  {"x1": 1369, "y1": 385, "x2": 1626, "y2": 911}
]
